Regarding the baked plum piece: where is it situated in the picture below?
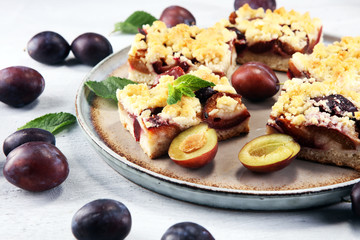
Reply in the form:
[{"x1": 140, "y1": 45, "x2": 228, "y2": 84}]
[{"x1": 202, "y1": 92, "x2": 250, "y2": 131}]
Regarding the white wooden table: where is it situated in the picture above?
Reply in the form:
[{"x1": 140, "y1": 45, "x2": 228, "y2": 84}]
[{"x1": 1, "y1": 0, "x2": 360, "y2": 239}]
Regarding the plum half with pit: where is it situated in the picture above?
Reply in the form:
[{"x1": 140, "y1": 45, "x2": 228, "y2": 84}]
[
  {"x1": 238, "y1": 133, "x2": 300, "y2": 173},
  {"x1": 168, "y1": 123, "x2": 218, "y2": 169},
  {"x1": 71, "y1": 199, "x2": 132, "y2": 240},
  {"x1": 231, "y1": 62, "x2": 279, "y2": 101},
  {"x1": 3, "y1": 142, "x2": 69, "y2": 192},
  {"x1": 0, "y1": 66, "x2": 45, "y2": 107},
  {"x1": 160, "y1": 6, "x2": 196, "y2": 28}
]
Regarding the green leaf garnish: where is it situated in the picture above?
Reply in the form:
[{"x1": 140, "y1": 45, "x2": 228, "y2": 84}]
[
  {"x1": 18, "y1": 112, "x2": 76, "y2": 134},
  {"x1": 167, "y1": 75, "x2": 216, "y2": 105},
  {"x1": 113, "y1": 11, "x2": 157, "y2": 34},
  {"x1": 85, "y1": 76, "x2": 136, "y2": 101}
]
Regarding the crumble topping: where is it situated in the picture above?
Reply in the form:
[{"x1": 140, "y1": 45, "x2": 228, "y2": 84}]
[
  {"x1": 227, "y1": 4, "x2": 322, "y2": 51},
  {"x1": 128, "y1": 20, "x2": 237, "y2": 81},
  {"x1": 117, "y1": 66, "x2": 237, "y2": 129},
  {"x1": 208, "y1": 96, "x2": 242, "y2": 119},
  {"x1": 290, "y1": 36, "x2": 360, "y2": 91},
  {"x1": 269, "y1": 78, "x2": 360, "y2": 139}
]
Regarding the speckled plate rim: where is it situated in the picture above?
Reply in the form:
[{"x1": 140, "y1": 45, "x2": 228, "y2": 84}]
[{"x1": 75, "y1": 36, "x2": 360, "y2": 210}]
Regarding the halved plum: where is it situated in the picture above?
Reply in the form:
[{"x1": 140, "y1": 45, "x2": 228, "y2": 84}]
[
  {"x1": 238, "y1": 133, "x2": 300, "y2": 173},
  {"x1": 168, "y1": 123, "x2": 218, "y2": 168}
]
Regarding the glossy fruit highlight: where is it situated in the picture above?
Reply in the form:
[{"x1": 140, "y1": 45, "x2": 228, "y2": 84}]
[
  {"x1": 0, "y1": 66, "x2": 45, "y2": 107},
  {"x1": 168, "y1": 123, "x2": 218, "y2": 168},
  {"x1": 3, "y1": 142, "x2": 69, "y2": 191},
  {"x1": 71, "y1": 199, "x2": 132, "y2": 240},
  {"x1": 160, "y1": 6, "x2": 196, "y2": 28},
  {"x1": 3, "y1": 128, "x2": 56, "y2": 156},
  {"x1": 231, "y1": 62, "x2": 279, "y2": 101},
  {"x1": 351, "y1": 181, "x2": 360, "y2": 216},
  {"x1": 27, "y1": 31, "x2": 70, "y2": 64},
  {"x1": 238, "y1": 133, "x2": 300, "y2": 172},
  {"x1": 234, "y1": 0, "x2": 276, "y2": 11},
  {"x1": 71, "y1": 32, "x2": 113, "y2": 66},
  {"x1": 161, "y1": 222, "x2": 215, "y2": 240}
]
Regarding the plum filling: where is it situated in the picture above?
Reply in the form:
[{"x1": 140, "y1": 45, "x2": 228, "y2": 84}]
[
  {"x1": 195, "y1": 87, "x2": 218, "y2": 105},
  {"x1": 131, "y1": 108, "x2": 170, "y2": 141},
  {"x1": 227, "y1": 26, "x2": 302, "y2": 56},
  {"x1": 202, "y1": 92, "x2": 250, "y2": 129},
  {"x1": 152, "y1": 59, "x2": 191, "y2": 75},
  {"x1": 312, "y1": 94, "x2": 360, "y2": 138},
  {"x1": 229, "y1": 12, "x2": 237, "y2": 24},
  {"x1": 131, "y1": 115, "x2": 141, "y2": 142},
  {"x1": 128, "y1": 49, "x2": 150, "y2": 74},
  {"x1": 226, "y1": 27, "x2": 247, "y2": 53},
  {"x1": 312, "y1": 94, "x2": 358, "y2": 117},
  {"x1": 152, "y1": 66, "x2": 186, "y2": 87},
  {"x1": 269, "y1": 94, "x2": 360, "y2": 149},
  {"x1": 146, "y1": 115, "x2": 170, "y2": 129},
  {"x1": 273, "y1": 118, "x2": 357, "y2": 150},
  {"x1": 141, "y1": 107, "x2": 170, "y2": 129},
  {"x1": 227, "y1": 11, "x2": 319, "y2": 57},
  {"x1": 287, "y1": 60, "x2": 311, "y2": 79},
  {"x1": 138, "y1": 28, "x2": 147, "y2": 41}
]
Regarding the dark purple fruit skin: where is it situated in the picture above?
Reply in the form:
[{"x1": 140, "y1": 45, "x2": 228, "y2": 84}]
[
  {"x1": 3, "y1": 128, "x2": 56, "y2": 156},
  {"x1": 71, "y1": 33, "x2": 113, "y2": 66},
  {"x1": 3, "y1": 142, "x2": 69, "y2": 192},
  {"x1": 0, "y1": 66, "x2": 45, "y2": 107},
  {"x1": 312, "y1": 94, "x2": 358, "y2": 117},
  {"x1": 351, "y1": 182, "x2": 360, "y2": 216},
  {"x1": 195, "y1": 87, "x2": 218, "y2": 105},
  {"x1": 231, "y1": 61, "x2": 279, "y2": 101},
  {"x1": 71, "y1": 199, "x2": 132, "y2": 240},
  {"x1": 161, "y1": 222, "x2": 215, "y2": 240},
  {"x1": 234, "y1": 0, "x2": 276, "y2": 11},
  {"x1": 27, "y1": 31, "x2": 70, "y2": 65},
  {"x1": 160, "y1": 6, "x2": 196, "y2": 28}
]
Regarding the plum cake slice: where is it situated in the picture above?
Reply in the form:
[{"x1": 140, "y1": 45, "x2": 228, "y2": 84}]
[
  {"x1": 288, "y1": 36, "x2": 360, "y2": 92},
  {"x1": 267, "y1": 78, "x2": 360, "y2": 171},
  {"x1": 117, "y1": 66, "x2": 250, "y2": 159},
  {"x1": 127, "y1": 21, "x2": 237, "y2": 86},
  {"x1": 224, "y1": 4, "x2": 322, "y2": 72}
]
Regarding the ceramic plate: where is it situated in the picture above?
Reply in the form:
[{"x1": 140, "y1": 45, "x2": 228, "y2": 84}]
[{"x1": 75, "y1": 34, "x2": 360, "y2": 210}]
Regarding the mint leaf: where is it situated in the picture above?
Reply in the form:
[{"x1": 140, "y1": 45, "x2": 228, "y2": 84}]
[
  {"x1": 167, "y1": 84, "x2": 182, "y2": 105},
  {"x1": 18, "y1": 112, "x2": 76, "y2": 134},
  {"x1": 113, "y1": 11, "x2": 157, "y2": 34},
  {"x1": 179, "y1": 87, "x2": 195, "y2": 98},
  {"x1": 174, "y1": 75, "x2": 216, "y2": 90},
  {"x1": 85, "y1": 76, "x2": 136, "y2": 101},
  {"x1": 167, "y1": 74, "x2": 216, "y2": 105}
]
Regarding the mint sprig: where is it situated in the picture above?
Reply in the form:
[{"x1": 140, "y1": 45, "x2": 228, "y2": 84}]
[
  {"x1": 18, "y1": 112, "x2": 76, "y2": 134},
  {"x1": 113, "y1": 11, "x2": 157, "y2": 34},
  {"x1": 85, "y1": 76, "x2": 136, "y2": 101},
  {"x1": 167, "y1": 75, "x2": 216, "y2": 105}
]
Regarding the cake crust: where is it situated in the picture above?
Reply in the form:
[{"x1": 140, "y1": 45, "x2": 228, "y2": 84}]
[
  {"x1": 117, "y1": 67, "x2": 250, "y2": 159},
  {"x1": 127, "y1": 21, "x2": 237, "y2": 85},
  {"x1": 225, "y1": 4, "x2": 323, "y2": 72},
  {"x1": 267, "y1": 77, "x2": 360, "y2": 171}
]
